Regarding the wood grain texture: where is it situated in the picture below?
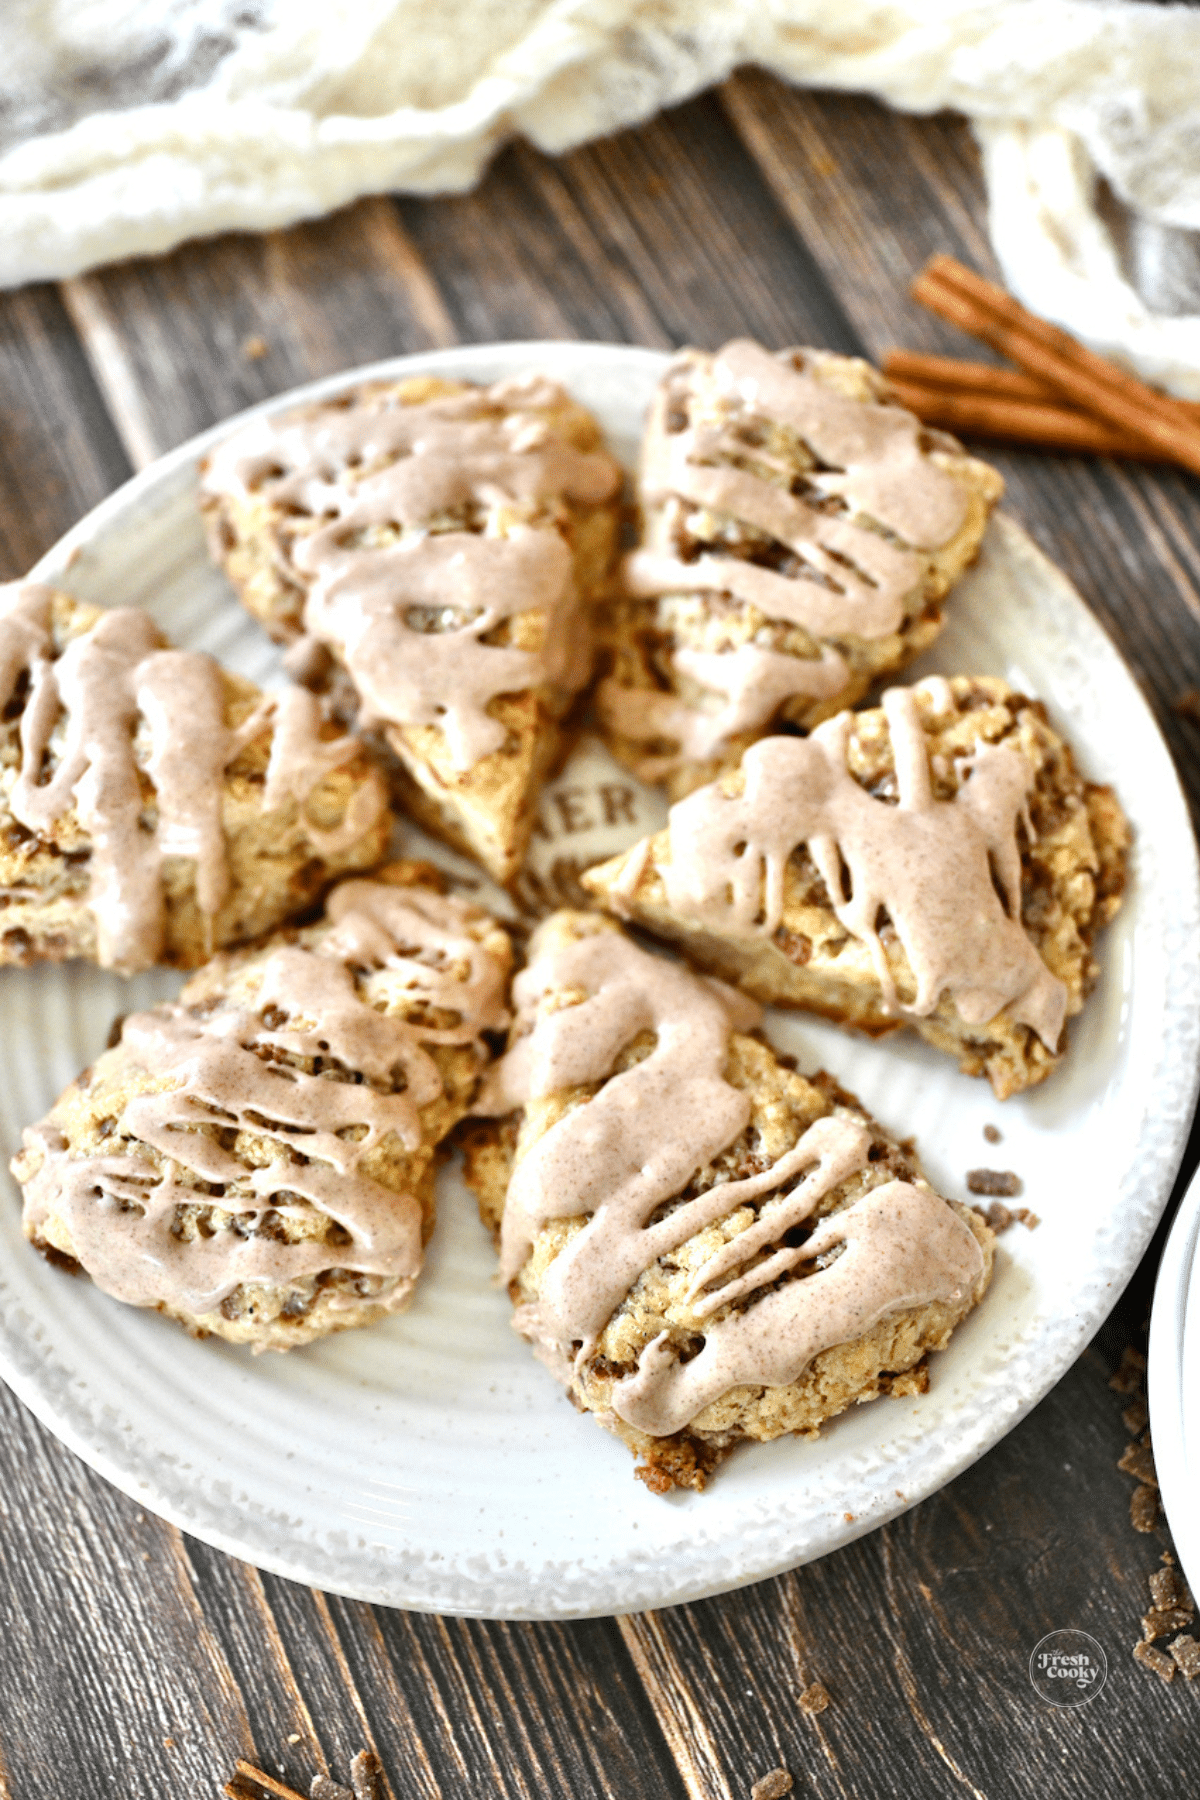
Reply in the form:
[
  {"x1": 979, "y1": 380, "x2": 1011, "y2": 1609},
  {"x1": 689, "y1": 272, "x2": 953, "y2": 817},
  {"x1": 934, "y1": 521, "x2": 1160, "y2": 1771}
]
[
  {"x1": 401, "y1": 96, "x2": 858, "y2": 355},
  {"x1": 0, "y1": 284, "x2": 132, "y2": 577},
  {"x1": 0, "y1": 74, "x2": 1191, "y2": 1800},
  {"x1": 61, "y1": 197, "x2": 457, "y2": 467}
]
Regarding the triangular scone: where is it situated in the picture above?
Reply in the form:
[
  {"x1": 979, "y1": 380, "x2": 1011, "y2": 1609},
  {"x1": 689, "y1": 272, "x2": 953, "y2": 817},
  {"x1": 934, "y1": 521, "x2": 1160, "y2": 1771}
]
[
  {"x1": 199, "y1": 372, "x2": 623, "y2": 885},
  {"x1": 0, "y1": 583, "x2": 390, "y2": 972},
  {"x1": 13, "y1": 863, "x2": 512, "y2": 1350},
  {"x1": 460, "y1": 911, "x2": 993, "y2": 1493},
  {"x1": 596, "y1": 339, "x2": 1004, "y2": 801},
  {"x1": 584, "y1": 676, "x2": 1130, "y2": 1099}
]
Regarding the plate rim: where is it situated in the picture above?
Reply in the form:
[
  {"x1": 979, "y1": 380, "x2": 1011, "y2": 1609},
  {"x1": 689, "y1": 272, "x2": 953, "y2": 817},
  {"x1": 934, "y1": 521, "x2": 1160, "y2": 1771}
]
[
  {"x1": 4, "y1": 338, "x2": 1198, "y2": 1618},
  {"x1": 1149, "y1": 1160, "x2": 1200, "y2": 1601}
]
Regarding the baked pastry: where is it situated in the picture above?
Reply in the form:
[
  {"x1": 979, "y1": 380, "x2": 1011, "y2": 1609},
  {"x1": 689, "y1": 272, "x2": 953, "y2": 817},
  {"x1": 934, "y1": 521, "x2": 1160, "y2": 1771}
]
[
  {"x1": 199, "y1": 372, "x2": 623, "y2": 886},
  {"x1": 13, "y1": 863, "x2": 512, "y2": 1350},
  {"x1": 584, "y1": 675, "x2": 1129, "y2": 1099},
  {"x1": 461, "y1": 910, "x2": 993, "y2": 1492},
  {"x1": 596, "y1": 338, "x2": 1004, "y2": 799},
  {"x1": 0, "y1": 582, "x2": 390, "y2": 973}
]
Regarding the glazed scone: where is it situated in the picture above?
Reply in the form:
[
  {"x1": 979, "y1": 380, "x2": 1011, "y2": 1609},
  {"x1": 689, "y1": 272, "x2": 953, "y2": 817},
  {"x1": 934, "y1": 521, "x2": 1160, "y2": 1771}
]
[
  {"x1": 0, "y1": 582, "x2": 391, "y2": 973},
  {"x1": 13, "y1": 863, "x2": 512, "y2": 1350},
  {"x1": 461, "y1": 911, "x2": 993, "y2": 1492},
  {"x1": 584, "y1": 675, "x2": 1130, "y2": 1099},
  {"x1": 596, "y1": 338, "x2": 1004, "y2": 800},
  {"x1": 199, "y1": 371, "x2": 623, "y2": 886}
]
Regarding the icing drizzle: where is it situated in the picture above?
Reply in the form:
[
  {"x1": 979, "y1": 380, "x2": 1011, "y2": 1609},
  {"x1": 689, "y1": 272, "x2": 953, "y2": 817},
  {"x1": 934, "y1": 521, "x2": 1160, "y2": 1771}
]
[
  {"x1": 202, "y1": 376, "x2": 621, "y2": 770},
  {"x1": 484, "y1": 921, "x2": 983, "y2": 1436},
  {"x1": 0, "y1": 583, "x2": 384, "y2": 972},
  {"x1": 17, "y1": 880, "x2": 510, "y2": 1318},
  {"x1": 605, "y1": 339, "x2": 969, "y2": 771},
  {"x1": 657, "y1": 680, "x2": 1068, "y2": 1050}
]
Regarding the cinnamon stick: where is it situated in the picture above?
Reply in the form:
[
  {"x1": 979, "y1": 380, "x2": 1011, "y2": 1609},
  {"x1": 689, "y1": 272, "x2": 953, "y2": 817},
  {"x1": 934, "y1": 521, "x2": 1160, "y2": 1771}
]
[
  {"x1": 885, "y1": 347, "x2": 1200, "y2": 420},
  {"x1": 886, "y1": 378, "x2": 1162, "y2": 459},
  {"x1": 885, "y1": 350, "x2": 1066, "y2": 407},
  {"x1": 911, "y1": 255, "x2": 1200, "y2": 477},
  {"x1": 229, "y1": 1765, "x2": 308, "y2": 1800}
]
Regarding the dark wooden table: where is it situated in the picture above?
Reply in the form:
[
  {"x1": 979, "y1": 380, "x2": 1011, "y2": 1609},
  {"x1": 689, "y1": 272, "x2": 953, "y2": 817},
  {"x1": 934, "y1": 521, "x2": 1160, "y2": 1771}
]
[{"x1": 2, "y1": 75, "x2": 1198, "y2": 1800}]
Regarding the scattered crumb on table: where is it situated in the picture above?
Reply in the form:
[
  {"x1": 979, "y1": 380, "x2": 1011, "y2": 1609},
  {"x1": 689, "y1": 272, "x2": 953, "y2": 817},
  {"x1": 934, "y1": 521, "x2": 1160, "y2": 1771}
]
[
  {"x1": 1134, "y1": 1640, "x2": 1175, "y2": 1683},
  {"x1": 1123, "y1": 1397, "x2": 1149, "y2": 1436},
  {"x1": 799, "y1": 1681, "x2": 831, "y2": 1715},
  {"x1": 1143, "y1": 1606, "x2": 1194, "y2": 1641},
  {"x1": 242, "y1": 334, "x2": 269, "y2": 360},
  {"x1": 983, "y1": 1123, "x2": 1002, "y2": 1144},
  {"x1": 750, "y1": 1771, "x2": 793, "y2": 1800},
  {"x1": 1131, "y1": 1486, "x2": 1162, "y2": 1532},
  {"x1": 1118, "y1": 1441, "x2": 1158, "y2": 1487},
  {"x1": 1109, "y1": 1346, "x2": 1147, "y2": 1393},
  {"x1": 1151, "y1": 1567, "x2": 1193, "y2": 1610}
]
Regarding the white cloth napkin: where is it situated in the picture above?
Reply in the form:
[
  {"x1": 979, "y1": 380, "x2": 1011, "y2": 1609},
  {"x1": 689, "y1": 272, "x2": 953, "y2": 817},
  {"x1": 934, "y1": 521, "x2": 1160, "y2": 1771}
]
[{"x1": 3, "y1": 0, "x2": 1199, "y2": 392}]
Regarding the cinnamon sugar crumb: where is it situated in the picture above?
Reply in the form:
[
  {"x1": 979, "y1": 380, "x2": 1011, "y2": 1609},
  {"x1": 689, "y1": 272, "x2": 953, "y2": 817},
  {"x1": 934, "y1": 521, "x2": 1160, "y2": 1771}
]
[
  {"x1": 1109, "y1": 1346, "x2": 1146, "y2": 1393},
  {"x1": 1131, "y1": 1486, "x2": 1161, "y2": 1532},
  {"x1": 750, "y1": 1771, "x2": 793, "y2": 1800},
  {"x1": 1134, "y1": 1640, "x2": 1175, "y2": 1683},
  {"x1": 350, "y1": 1751, "x2": 383, "y2": 1800},
  {"x1": 1170, "y1": 1635, "x2": 1200, "y2": 1680},
  {"x1": 1119, "y1": 1441, "x2": 1158, "y2": 1487},
  {"x1": 311, "y1": 1777, "x2": 352, "y2": 1800},
  {"x1": 982, "y1": 1123, "x2": 1002, "y2": 1144},
  {"x1": 967, "y1": 1168, "x2": 1022, "y2": 1197},
  {"x1": 1143, "y1": 1607, "x2": 1193, "y2": 1641},
  {"x1": 1123, "y1": 1397, "x2": 1149, "y2": 1436},
  {"x1": 799, "y1": 1681, "x2": 830, "y2": 1715},
  {"x1": 972, "y1": 1200, "x2": 1038, "y2": 1233},
  {"x1": 1150, "y1": 1567, "x2": 1192, "y2": 1611}
]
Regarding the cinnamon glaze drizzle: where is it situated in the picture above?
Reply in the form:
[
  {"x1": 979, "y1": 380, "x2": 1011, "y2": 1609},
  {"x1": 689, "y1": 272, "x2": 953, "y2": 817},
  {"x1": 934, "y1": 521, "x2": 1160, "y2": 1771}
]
[
  {"x1": 202, "y1": 376, "x2": 621, "y2": 769},
  {"x1": 17, "y1": 881, "x2": 510, "y2": 1318},
  {"x1": 600, "y1": 338, "x2": 969, "y2": 769},
  {"x1": 653, "y1": 678, "x2": 1068, "y2": 1049},
  {"x1": 0, "y1": 583, "x2": 384, "y2": 972},
  {"x1": 482, "y1": 921, "x2": 983, "y2": 1437}
]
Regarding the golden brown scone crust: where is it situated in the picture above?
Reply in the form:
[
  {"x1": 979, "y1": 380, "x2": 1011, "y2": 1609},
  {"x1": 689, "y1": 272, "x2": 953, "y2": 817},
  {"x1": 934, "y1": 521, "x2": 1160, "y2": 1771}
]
[
  {"x1": 0, "y1": 588, "x2": 390, "y2": 970},
  {"x1": 460, "y1": 911, "x2": 993, "y2": 1492},
  {"x1": 17, "y1": 861, "x2": 512, "y2": 1350},
  {"x1": 200, "y1": 375, "x2": 621, "y2": 886},
  {"x1": 584, "y1": 676, "x2": 1130, "y2": 1099},
  {"x1": 600, "y1": 345, "x2": 1004, "y2": 801}
]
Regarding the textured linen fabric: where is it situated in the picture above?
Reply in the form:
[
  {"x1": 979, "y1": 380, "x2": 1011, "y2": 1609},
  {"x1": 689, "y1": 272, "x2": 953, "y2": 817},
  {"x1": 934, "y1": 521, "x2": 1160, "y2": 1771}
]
[{"x1": 1, "y1": 1, "x2": 1199, "y2": 389}]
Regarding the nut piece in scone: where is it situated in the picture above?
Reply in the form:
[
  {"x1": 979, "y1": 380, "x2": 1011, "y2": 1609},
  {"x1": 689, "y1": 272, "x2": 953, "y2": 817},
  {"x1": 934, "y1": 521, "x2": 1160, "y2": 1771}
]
[
  {"x1": 460, "y1": 910, "x2": 993, "y2": 1492},
  {"x1": 199, "y1": 372, "x2": 623, "y2": 886},
  {"x1": 12, "y1": 862, "x2": 512, "y2": 1350},
  {"x1": 584, "y1": 675, "x2": 1129, "y2": 1099},
  {"x1": 596, "y1": 338, "x2": 1004, "y2": 800},
  {"x1": 0, "y1": 582, "x2": 391, "y2": 973}
]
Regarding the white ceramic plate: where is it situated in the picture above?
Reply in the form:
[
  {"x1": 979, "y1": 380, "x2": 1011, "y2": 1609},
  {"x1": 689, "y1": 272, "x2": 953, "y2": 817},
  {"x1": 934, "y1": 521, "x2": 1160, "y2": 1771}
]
[
  {"x1": 1, "y1": 342, "x2": 1197, "y2": 1620},
  {"x1": 1150, "y1": 1162, "x2": 1200, "y2": 1602}
]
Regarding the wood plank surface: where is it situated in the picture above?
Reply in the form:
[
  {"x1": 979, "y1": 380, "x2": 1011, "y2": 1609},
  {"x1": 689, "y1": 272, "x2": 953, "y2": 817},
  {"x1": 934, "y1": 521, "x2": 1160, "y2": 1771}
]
[{"x1": 0, "y1": 76, "x2": 1196, "y2": 1800}]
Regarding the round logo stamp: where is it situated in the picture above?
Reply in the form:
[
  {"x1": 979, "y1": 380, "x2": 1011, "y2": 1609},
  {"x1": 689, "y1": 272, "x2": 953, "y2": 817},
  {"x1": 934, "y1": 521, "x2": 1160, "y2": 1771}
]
[{"x1": 1028, "y1": 1630, "x2": 1108, "y2": 1707}]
